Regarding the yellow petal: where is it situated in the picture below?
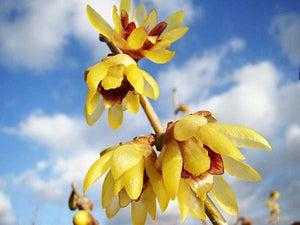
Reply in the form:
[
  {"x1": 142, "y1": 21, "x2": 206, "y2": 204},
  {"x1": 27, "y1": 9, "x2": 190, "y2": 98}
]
[
  {"x1": 159, "y1": 26, "x2": 189, "y2": 44},
  {"x1": 86, "y1": 5, "x2": 113, "y2": 40},
  {"x1": 140, "y1": 9, "x2": 157, "y2": 33},
  {"x1": 207, "y1": 123, "x2": 272, "y2": 150},
  {"x1": 105, "y1": 53, "x2": 136, "y2": 67},
  {"x1": 86, "y1": 89, "x2": 100, "y2": 115},
  {"x1": 113, "y1": 174, "x2": 125, "y2": 196},
  {"x1": 211, "y1": 175, "x2": 238, "y2": 215},
  {"x1": 124, "y1": 159, "x2": 144, "y2": 199},
  {"x1": 186, "y1": 174, "x2": 213, "y2": 201},
  {"x1": 132, "y1": 3, "x2": 147, "y2": 26},
  {"x1": 106, "y1": 195, "x2": 120, "y2": 219},
  {"x1": 127, "y1": 28, "x2": 147, "y2": 50},
  {"x1": 108, "y1": 104, "x2": 123, "y2": 130},
  {"x1": 141, "y1": 49, "x2": 175, "y2": 64},
  {"x1": 163, "y1": 10, "x2": 184, "y2": 34},
  {"x1": 86, "y1": 62, "x2": 108, "y2": 92},
  {"x1": 196, "y1": 124, "x2": 245, "y2": 160},
  {"x1": 131, "y1": 200, "x2": 147, "y2": 225},
  {"x1": 101, "y1": 65, "x2": 124, "y2": 90},
  {"x1": 125, "y1": 91, "x2": 140, "y2": 114},
  {"x1": 140, "y1": 185, "x2": 156, "y2": 220},
  {"x1": 162, "y1": 140, "x2": 182, "y2": 200},
  {"x1": 141, "y1": 70, "x2": 159, "y2": 99},
  {"x1": 155, "y1": 144, "x2": 166, "y2": 169},
  {"x1": 125, "y1": 64, "x2": 144, "y2": 93},
  {"x1": 222, "y1": 156, "x2": 262, "y2": 182},
  {"x1": 112, "y1": 29, "x2": 129, "y2": 50},
  {"x1": 174, "y1": 114, "x2": 208, "y2": 141},
  {"x1": 83, "y1": 151, "x2": 113, "y2": 194},
  {"x1": 111, "y1": 144, "x2": 143, "y2": 180},
  {"x1": 120, "y1": 0, "x2": 131, "y2": 15},
  {"x1": 181, "y1": 137, "x2": 210, "y2": 176},
  {"x1": 119, "y1": 188, "x2": 132, "y2": 208},
  {"x1": 112, "y1": 5, "x2": 124, "y2": 35},
  {"x1": 145, "y1": 159, "x2": 169, "y2": 212},
  {"x1": 177, "y1": 179, "x2": 191, "y2": 222},
  {"x1": 189, "y1": 191, "x2": 206, "y2": 219},
  {"x1": 102, "y1": 171, "x2": 114, "y2": 208},
  {"x1": 85, "y1": 95, "x2": 104, "y2": 126}
]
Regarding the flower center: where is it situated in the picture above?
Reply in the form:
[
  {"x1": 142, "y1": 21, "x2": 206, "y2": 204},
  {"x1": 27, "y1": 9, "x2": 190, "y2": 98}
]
[{"x1": 98, "y1": 76, "x2": 134, "y2": 104}]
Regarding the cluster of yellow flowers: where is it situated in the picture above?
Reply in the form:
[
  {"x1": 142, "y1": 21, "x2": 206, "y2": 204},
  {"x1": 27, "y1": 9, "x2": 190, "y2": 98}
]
[
  {"x1": 266, "y1": 191, "x2": 280, "y2": 224},
  {"x1": 81, "y1": 0, "x2": 272, "y2": 225}
]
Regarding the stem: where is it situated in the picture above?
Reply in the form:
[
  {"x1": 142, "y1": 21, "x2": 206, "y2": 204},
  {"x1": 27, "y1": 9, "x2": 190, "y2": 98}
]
[
  {"x1": 172, "y1": 88, "x2": 180, "y2": 120},
  {"x1": 205, "y1": 197, "x2": 228, "y2": 225},
  {"x1": 100, "y1": 34, "x2": 227, "y2": 225}
]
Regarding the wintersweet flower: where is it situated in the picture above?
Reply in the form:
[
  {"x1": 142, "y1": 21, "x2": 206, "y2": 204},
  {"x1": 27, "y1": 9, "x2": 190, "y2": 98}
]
[
  {"x1": 156, "y1": 111, "x2": 272, "y2": 221},
  {"x1": 86, "y1": 0, "x2": 189, "y2": 63},
  {"x1": 84, "y1": 53, "x2": 159, "y2": 129},
  {"x1": 83, "y1": 136, "x2": 170, "y2": 225}
]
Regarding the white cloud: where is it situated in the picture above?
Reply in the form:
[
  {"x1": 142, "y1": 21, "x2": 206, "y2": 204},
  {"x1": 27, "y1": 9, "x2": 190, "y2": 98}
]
[
  {"x1": 0, "y1": 0, "x2": 118, "y2": 70},
  {"x1": 0, "y1": 190, "x2": 16, "y2": 225},
  {"x1": 146, "y1": 0, "x2": 202, "y2": 23},
  {"x1": 270, "y1": 12, "x2": 300, "y2": 65}
]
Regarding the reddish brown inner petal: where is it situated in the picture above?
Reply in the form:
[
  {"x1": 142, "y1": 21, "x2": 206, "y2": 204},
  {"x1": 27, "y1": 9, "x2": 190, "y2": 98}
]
[
  {"x1": 148, "y1": 22, "x2": 167, "y2": 37},
  {"x1": 125, "y1": 22, "x2": 136, "y2": 40},
  {"x1": 98, "y1": 76, "x2": 134, "y2": 104},
  {"x1": 204, "y1": 145, "x2": 224, "y2": 175},
  {"x1": 121, "y1": 10, "x2": 129, "y2": 29}
]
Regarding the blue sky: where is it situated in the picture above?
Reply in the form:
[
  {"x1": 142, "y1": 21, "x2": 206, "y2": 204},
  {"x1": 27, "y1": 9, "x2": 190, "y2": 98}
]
[{"x1": 0, "y1": 0, "x2": 300, "y2": 224}]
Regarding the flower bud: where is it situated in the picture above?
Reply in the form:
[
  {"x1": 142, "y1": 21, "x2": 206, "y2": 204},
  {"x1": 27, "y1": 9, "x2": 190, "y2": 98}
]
[
  {"x1": 73, "y1": 210, "x2": 93, "y2": 225},
  {"x1": 68, "y1": 190, "x2": 78, "y2": 211}
]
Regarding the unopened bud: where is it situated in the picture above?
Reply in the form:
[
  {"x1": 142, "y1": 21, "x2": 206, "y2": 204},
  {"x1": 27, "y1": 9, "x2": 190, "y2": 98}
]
[
  {"x1": 178, "y1": 104, "x2": 189, "y2": 113},
  {"x1": 269, "y1": 191, "x2": 280, "y2": 200},
  {"x1": 73, "y1": 210, "x2": 93, "y2": 225},
  {"x1": 68, "y1": 190, "x2": 78, "y2": 211}
]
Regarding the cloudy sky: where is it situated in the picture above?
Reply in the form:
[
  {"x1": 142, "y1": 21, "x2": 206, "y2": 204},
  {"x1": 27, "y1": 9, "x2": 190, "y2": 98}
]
[{"x1": 0, "y1": 0, "x2": 300, "y2": 224}]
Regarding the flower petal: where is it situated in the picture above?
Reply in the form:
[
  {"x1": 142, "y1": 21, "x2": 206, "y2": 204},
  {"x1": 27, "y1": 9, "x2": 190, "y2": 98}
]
[
  {"x1": 163, "y1": 10, "x2": 184, "y2": 34},
  {"x1": 105, "y1": 54, "x2": 136, "y2": 67},
  {"x1": 174, "y1": 114, "x2": 208, "y2": 141},
  {"x1": 102, "y1": 171, "x2": 114, "y2": 208},
  {"x1": 101, "y1": 65, "x2": 124, "y2": 90},
  {"x1": 111, "y1": 144, "x2": 143, "y2": 180},
  {"x1": 86, "y1": 89, "x2": 100, "y2": 115},
  {"x1": 119, "y1": 188, "x2": 131, "y2": 208},
  {"x1": 159, "y1": 26, "x2": 189, "y2": 44},
  {"x1": 86, "y1": 5, "x2": 113, "y2": 40},
  {"x1": 131, "y1": 200, "x2": 147, "y2": 225},
  {"x1": 112, "y1": 5, "x2": 124, "y2": 35},
  {"x1": 140, "y1": 184, "x2": 156, "y2": 220},
  {"x1": 85, "y1": 95, "x2": 104, "y2": 126},
  {"x1": 125, "y1": 91, "x2": 140, "y2": 114},
  {"x1": 141, "y1": 9, "x2": 157, "y2": 33},
  {"x1": 208, "y1": 123, "x2": 272, "y2": 150},
  {"x1": 113, "y1": 174, "x2": 125, "y2": 196},
  {"x1": 211, "y1": 175, "x2": 238, "y2": 215},
  {"x1": 125, "y1": 64, "x2": 144, "y2": 93},
  {"x1": 120, "y1": 0, "x2": 131, "y2": 15},
  {"x1": 162, "y1": 140, "x2": 183, "y2": 200},
  {"x1": 128, "y1": 28, "x2": 148, "y2": 50},
  {"x1": 196, "y1": 124, "x2": 245, "y2": 160},
  {"x1": 177, "y1": 179, "x2": 191, "y2": 222},
  {"x1": 132, "y1": 3, "x2": 147, "y2": 26},
  {"x1": 141, "y1": 70, "x2": 159, "y2": 99},
  {"x1": 83, "y1": 151, "x2": 113, "y2": 194},
  {"x1": 189, "y1": 191, "x2": 206, "y2": 219},
  {"x1": 106, "y1": 195, "x2": 120, "y2": 219},
  {"x1": 141, "y1": 49, "x2": 175, "y2": 64},
  {"x1": 186, "y1": 174, "x2": 213, "y2": 201},
  {"x1": 112, "y1": 29, "x2": 130, "y2": 50},
  {"x1": 108, "y1": 104, "x2": 123, "y2": 129},
  {"x1": 145, "y1": 159, "x2": 169, "y2": 212},
  {"x1": 180, "y1": 137, "x2": 210, "y2": 176},
  {"x1": 86, "y1": 62, "x2": 108, "y2": 92},
  {"x1": 124, "y1": 159, "x2": 144, "y2": 199},
  {"x1": 222, "y1": 156, "x2": 262, "y2": 182}
]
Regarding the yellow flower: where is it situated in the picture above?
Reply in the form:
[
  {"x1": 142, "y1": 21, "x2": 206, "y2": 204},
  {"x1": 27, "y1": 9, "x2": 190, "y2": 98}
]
[
  {"x1": 83, "y1": 137, "x2": 170, "y2": 225},
  {"x1": 84, "y1": 53, "x2": 159, "y2": 129},
  {"x1": 269, "y1": 191, "x2": 280, "y2": 201},
  {"x1": 156, "y1": 111, "x2": 272, "y2": 221},
  {"x1": 86, "y1": 0, "x2": 189, "y2": 63}
]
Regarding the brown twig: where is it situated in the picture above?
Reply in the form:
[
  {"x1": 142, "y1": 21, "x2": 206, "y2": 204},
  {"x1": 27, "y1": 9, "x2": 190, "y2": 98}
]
[
  {"x1": 173, "y1": 88, "x2": 180, "y2": 120},
  {"x1": 99, "y1": 34, "x2": 120, "y2": 55}
]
